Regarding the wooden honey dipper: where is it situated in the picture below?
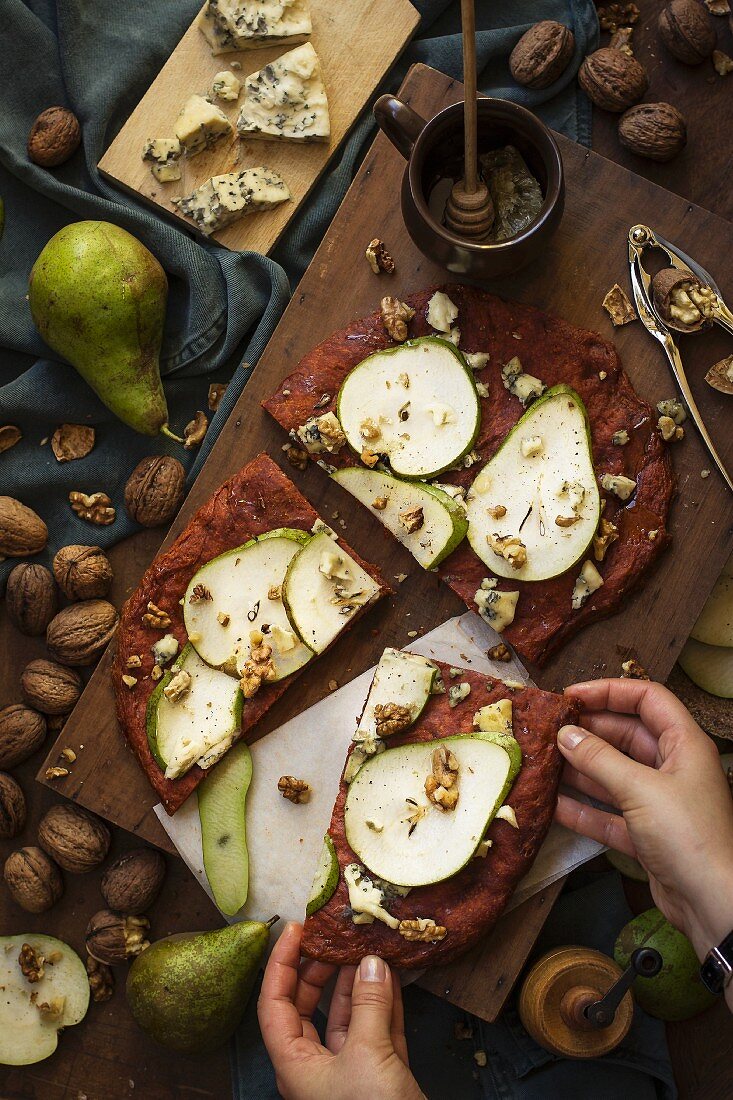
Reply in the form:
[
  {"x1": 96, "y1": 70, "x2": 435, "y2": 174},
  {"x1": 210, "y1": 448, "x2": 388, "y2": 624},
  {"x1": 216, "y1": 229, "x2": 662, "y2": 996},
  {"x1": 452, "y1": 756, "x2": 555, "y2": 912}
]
[{"x1": 444, "y1": 0, "x2": 494, "y2": 240}]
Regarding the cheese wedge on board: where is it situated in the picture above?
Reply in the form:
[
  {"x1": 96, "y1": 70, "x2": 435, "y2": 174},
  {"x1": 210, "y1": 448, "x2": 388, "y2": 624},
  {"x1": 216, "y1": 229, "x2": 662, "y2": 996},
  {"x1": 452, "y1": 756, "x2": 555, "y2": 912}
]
[
  {"x1": 197, "y1": 0, "x2": 312, "y2": 55},
  {"x1": 236, "y1": 42, "x2": 330, "y2": 143},
  {"x1": 175, "y1": 168, "x2": 291, "y2": 235}
]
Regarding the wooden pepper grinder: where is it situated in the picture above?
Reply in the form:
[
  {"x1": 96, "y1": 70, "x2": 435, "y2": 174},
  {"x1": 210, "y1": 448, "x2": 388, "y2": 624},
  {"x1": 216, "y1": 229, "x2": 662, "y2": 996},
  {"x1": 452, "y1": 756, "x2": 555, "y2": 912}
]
[
  {"x1": 444, "y1": 0, "x2": 494, "y2": 239},
  {"x1": 518, "y1": 945, "x2": 662, "y2": 1058}
]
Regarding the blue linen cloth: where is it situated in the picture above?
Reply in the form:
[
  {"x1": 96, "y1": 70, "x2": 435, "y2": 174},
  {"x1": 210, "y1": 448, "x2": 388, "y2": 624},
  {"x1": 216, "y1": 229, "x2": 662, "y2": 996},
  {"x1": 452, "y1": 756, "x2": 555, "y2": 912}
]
[{"x1": 0, "y1": 0, "x2": 598, "y2": 584}]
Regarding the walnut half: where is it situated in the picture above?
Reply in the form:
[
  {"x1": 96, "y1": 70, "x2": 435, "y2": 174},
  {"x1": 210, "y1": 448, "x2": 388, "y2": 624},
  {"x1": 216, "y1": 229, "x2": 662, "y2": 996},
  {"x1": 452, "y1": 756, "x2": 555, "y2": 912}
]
[
  {"x1": 69, "y1": 491, "x2": 116, "y2": 525},
  {"x1": 374, "y1": 702, "x2": 412, "y2": 737},
  {"x1": 398, "y1": 918, "x2": 447, "y2": 942},
  {"x1": 381, "y1": 297, "x2": 415, "y2": 342},
  {"x1": 278, "y1": 776, "x2": 311, "y2": 803},
  {"x1": 425, "y1": 745, "x2": 459, "y2": 811}
]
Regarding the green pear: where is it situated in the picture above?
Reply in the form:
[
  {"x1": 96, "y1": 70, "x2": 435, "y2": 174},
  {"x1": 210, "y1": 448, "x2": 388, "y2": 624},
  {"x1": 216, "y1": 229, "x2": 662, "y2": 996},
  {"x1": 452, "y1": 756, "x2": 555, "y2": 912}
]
[
  {"x1": 28, "y1": 221, "x2": 181, "y2": 440},
  {"x1": 126, "y1": 916, "x2": 278, "y2": 1053}
]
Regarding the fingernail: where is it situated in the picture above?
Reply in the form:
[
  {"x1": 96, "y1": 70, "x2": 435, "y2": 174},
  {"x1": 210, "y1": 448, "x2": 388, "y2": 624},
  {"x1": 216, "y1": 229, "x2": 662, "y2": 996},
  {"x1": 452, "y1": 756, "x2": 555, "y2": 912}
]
[
  {"x1": 359, "y1": 955, "x2": 387, "y2": 982},
  {"x1": 558, "y1": 725, "x2": 588, "y2": 750}
]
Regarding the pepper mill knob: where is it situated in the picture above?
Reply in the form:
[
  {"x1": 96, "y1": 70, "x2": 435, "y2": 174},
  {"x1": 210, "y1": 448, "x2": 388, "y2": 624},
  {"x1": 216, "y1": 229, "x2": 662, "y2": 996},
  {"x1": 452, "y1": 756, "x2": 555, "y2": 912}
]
[{"x1": 518, "y1": 945, "x2": 662, "y2": 1059}]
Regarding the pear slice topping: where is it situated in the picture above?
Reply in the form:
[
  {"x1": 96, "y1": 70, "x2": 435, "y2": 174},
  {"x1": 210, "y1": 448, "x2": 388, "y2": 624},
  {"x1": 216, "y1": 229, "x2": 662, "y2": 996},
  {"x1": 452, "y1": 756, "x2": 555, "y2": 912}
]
[
  {"x1": 184, "y1": 529, "x2": 313, "y2": 680},
  {"x1": 336, "y1": 337, "x2": 480, "y2": 478},
  {"x1": 466, "y1": 385, "x2": 601, "y2": 582},
  {"x1": 306, "y1": 834, "x2": 340, "y2": 917},
  {"x1": 344, "y1": 734, "x2": 517, "y2": 888},
  {"x1": 332, "y1": 467, "x2": 468, "y2": 569}
]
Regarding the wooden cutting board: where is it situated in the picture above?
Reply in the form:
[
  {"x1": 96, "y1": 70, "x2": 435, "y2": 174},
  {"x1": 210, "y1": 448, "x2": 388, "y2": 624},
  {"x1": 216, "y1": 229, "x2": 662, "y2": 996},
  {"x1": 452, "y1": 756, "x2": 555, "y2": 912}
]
[
  {"x1": 42, "y1": 63, "x2": 733, "y2": 1022},
  {"x1": 98, "y1": 0, "x2": 419, "y2": 250}
]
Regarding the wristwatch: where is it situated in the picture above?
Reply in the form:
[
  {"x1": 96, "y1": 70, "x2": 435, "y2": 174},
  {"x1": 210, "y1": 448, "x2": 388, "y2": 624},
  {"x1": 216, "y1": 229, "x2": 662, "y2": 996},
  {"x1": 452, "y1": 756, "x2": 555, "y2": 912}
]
[{"x1": 700, "y1": 932, "x2": 733, "y2": 995}]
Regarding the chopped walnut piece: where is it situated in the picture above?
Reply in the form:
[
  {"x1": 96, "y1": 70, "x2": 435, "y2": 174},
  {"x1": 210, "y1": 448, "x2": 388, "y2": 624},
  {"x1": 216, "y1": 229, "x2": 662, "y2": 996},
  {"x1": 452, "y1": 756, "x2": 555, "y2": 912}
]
[
  {"x1": 610, "y1": 25, "x2": 634, "y2": 54},
  {"x1": 283, "y1": 443, "x2": 309, "y2": 471},
  {"x1": 381, "y1": 296, "x2": 415, "y2": 342},
  {"x1": 425, "y1": 745, "x2": 460, "y2": 811},
  {"x1": 398, "y1": 918, "x2": 447, "y2": 943},
  {"x1": 278, "y1": 775, "x2": 311, "y2": 803},
  {"x1": 360, "y1": 447, "x2": 380, "y2": 468},
  {"x1": 315, "y1": 413, "x2": 346, "y2": 451},
  {"x1": 658, "y1": 415, "x2": 685, "y2": 442},
  {"x1": 487, "y1": 505, "x2": 507, "y2": 520},
  {"x1": 556, "y1": 514, "x2": 580, "y2": 528},
  {"x1": 593, "y1": 517, "x2": 620, "y2": 562},
  {"x1": 189, "y1": 583, "x2": 213, "y2": 603},
  {"x1": 312, "y1": 393, "x2": 331, "y2": 411},
  {"x1": 121, "y1": 674, "x2": 138, "y2": 689},
  {"x1": 621, "y1": 658, "x2": 650, "y2": 680},
  {"x1": 60, "y1": 747, "x2": 77, "y2": 763},
  {"x1": 126, "y1": 655, "x2": 142, "y2": 669},
  {"x1": 151, "y1": 664, "x2": 163, "y2": 681},
  {"x1": 713, "y1": 49, "x2": 733, "y2": 73},
  {"x1": 374, "y1": 702, "x2": 412, "y2": 737},
  {"x1": 164, "y1": 669, "x2": 192, "y2": 702},
  {"x1": 487, "y1": 533, "x2": 527, "y2": 570},
  {"x1": 86, "y1": 955, "x2": 114, "y2": 1002},
  {"x1": 240, "y1": 642, "x2": 276, "y2": 698},
  {"x1": 51, "y1": 423, "x2": 96, "y2": 463},
  {"x1": 706, "y1": 0, "x2": 730, "y2": 14},
  {"x1": 602, "y1": 283, "x2": 636, "y2": 326},
  {"x1": 372, "y1": 496, "x2": 388, "y2": 511},
  {"x1": 365, "y1": 238, "x2": 395, "y2": 275},
  {"x1": 217, "y1": 611, "x2": 230, "y2": 626},
  {"x1": 208, "y1": 382, "x2": 227, "y2": 412},
  {"x1": 399, "y1": 506, "x2": 424, "y2": 533},
  {"x1": 19, "y1": 943, "x2": 45, "y2": 983},
  {"x1": 488, "y1": 643, "x2": 512, "y2": 662},
  {"x1": 268, "y1": 584, "x2": 282, "y2": 601},
  {"x1": 474, "y1": 1051, "x2": 488, "y2": 1068},
  {"x1": 143, "y1": 602, "x2": 171, "y2": 629},
  {"x1": 597, "y1": 2, "x2": 640, "y2": 32},
  {"x1": 359, "y1": 417, "x2": 381, "y2": 441},
  {"x1": 36, "y1": 997, "x2": 65, "y2": 1022},
  {"x1": 184, "y1": 411, "x2": 208, "y2": 449},
  {"x1": 45, "y1": 766, "x2": 69, "y2": 780},
  {"x1": 69, "y1": 491, "x2": 116, "y2": 525}
]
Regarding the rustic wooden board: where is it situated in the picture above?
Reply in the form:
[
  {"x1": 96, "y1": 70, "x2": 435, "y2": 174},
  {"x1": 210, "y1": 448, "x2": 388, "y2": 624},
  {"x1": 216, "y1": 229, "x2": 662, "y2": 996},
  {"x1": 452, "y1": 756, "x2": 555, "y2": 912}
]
[
  {"x1": 98, "y1": 0, "x2": 419, "y2": 250},
  {"x1": 42, "y1": 63, "x2": 733, "y2": 1021}
]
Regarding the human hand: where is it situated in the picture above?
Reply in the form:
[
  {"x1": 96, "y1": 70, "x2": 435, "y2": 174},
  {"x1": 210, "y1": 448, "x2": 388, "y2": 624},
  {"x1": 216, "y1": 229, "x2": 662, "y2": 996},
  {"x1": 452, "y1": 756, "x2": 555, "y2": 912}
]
[
  {"x1": 258, "y1": 921, "x2": 425, "y2": 1100},
  {"x1": 555, "y1": 678, "x2": 733, "y2": 963}
]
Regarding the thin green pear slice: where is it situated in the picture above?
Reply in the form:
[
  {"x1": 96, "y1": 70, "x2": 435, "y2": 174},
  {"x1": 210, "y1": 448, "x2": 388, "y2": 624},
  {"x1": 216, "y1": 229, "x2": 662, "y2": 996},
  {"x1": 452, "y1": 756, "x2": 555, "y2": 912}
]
[
  {"x1": 344, "y1": 735, "x2": 513, "y2": 887},
  {"x1": 199, "y1": 740, "x2": 253, "y2": 916},
  {"x1": 466, "y1": 384, "x2": 601, "y2": 582},
  {"x1": 282, "y1": 531, "x2": 381, "y2": 653},
  {"x1": 678, "y1": 638, "x2": 733, "y2": 698},
  {"x1": 360, "y1": 649, "x2": 438, "y2": 737},
  {"x1": 184, "y1": 528, "x2": 313, "y2": 679},
  {"x1": 0, "y1": 934, "x2": 89, "y2": 1065},
  {"x1": 336, "y1": 337, "x2": 480, "y2": 479},
  {"x1": 147, "y1": 644, "x2": 244, "y2": 779},
  {"x1": 306, "y1": 834, "x2": 339, "y2": 917},
  {"x1": 332, "y1": 467, "x2": 467, "y2": 568},
  {"x1": 690, "y1": 562, "x2": 733, "y2": 648}
]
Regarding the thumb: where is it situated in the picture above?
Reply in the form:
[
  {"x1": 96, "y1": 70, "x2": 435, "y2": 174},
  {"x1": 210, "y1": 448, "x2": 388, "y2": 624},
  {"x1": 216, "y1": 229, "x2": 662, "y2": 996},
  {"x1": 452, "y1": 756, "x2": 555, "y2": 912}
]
[
  {"x1": 347, "y1": 955, "x2": 394, "y2": 1047},
  {"x1": 557, "y1": 724, "x2": 646, "y2": 806}
]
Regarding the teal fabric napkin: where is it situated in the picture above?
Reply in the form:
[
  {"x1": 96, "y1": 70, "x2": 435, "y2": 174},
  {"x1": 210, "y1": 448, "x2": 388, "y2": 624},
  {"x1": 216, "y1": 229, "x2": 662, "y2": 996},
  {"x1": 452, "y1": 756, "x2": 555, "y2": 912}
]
[{"x1": 0, "y1": 0, "x2": 598, "y2": 584}]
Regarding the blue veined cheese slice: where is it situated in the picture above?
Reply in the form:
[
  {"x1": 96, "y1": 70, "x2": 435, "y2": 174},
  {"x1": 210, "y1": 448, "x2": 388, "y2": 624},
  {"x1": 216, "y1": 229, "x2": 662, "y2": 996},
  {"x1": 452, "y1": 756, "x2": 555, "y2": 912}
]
[
  {"x1": 236, "y1": 42, "x2": 330, "y2": 143},
  {"x1": 174, "y1": 168, "x2": 291, "y2": 235},
  {"x1": 142, "y1": 138, "x2": 182, "y2": 182},
  {"x1": 174, "y1": 95, "x2": 231, "y2": 156},
  {"x1": 197, "y1": 0, "x2": 312, "y2": 55}
]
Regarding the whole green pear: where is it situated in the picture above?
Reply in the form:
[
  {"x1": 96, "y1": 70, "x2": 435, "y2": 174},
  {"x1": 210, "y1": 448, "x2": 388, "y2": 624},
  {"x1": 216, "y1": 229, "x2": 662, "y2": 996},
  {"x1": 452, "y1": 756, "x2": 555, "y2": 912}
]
[
  {"x1": 126, "y1": 917, "x2": 277, "y2": 1053},
  {"x1": 28, "y1": 221, "x2": 181, "y2": 439}
]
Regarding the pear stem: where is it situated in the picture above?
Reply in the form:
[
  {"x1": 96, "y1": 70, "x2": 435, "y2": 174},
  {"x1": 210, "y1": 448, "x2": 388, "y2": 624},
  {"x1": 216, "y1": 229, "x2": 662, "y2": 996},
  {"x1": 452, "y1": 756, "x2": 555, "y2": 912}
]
[
  {"x1": 265, "y1": 915, "x2": 280, "y2": 929},
  {"x1": 160, "y1": 423, "x2": 185, "y2": 444}
]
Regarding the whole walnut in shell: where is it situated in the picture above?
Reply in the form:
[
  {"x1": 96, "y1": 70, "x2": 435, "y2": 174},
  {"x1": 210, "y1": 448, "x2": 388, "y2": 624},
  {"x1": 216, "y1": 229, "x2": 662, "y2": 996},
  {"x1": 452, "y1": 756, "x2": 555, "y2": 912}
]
[
  {"x1": 659, "y1": 0, "x2": 716, "y2": 64},
  {"x1": 38, "y1": 803, "x2": 111, "y2": 873},
  {"x1": 53, "y1": 544, "x2": 113, "y2": 600},
  {"x1": 21, "y1": 659, "x2": 82, "y2": 716},
  {"x1": 101, "y1": 848, "x2": 166, "y2": 913},
  {"x1": 0, "y1": 772, "x2": 27, "y2": 839},
  {"x1": 6, "y1": 562, "x2": 58, "y2": 636},
  {"x1": 46, "y1": 599, "x2": 119, "y2": 666},
  {"x1": 578, "y1": 47, "x2": 649, "y2": 111},
  {"x1": 509, "y1": 21, "x2": 575, "y2": 89},
  {"x1": 0, "y1": 496, "x2": 48, "y2": 556},
  {"x1": 124, "y1": 455, "x2": 186, "y2": 528},
  {"x1": 0, "y1": 704, "x2": 46, "y2": 768},
  {"x1": 618, "y1": 103, "x2": 687, "y2": 162},
  {"x1": 4, "y1": 846, "x2": 63, "y2": 912},
  {"x1": 27, "y1": 106, "x2": 81, "y2": 167}
]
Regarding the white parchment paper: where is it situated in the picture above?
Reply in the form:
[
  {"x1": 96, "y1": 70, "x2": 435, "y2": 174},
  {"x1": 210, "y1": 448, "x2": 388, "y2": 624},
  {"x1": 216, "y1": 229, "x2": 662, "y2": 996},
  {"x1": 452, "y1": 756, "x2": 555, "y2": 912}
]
[{"x1": 154, "y1": 612, "x2": 603, "y2": 937}]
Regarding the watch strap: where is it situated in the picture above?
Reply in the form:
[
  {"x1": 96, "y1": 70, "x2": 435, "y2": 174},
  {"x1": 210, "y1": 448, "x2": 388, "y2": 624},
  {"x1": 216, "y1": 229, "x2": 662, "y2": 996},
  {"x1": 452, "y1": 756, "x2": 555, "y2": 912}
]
[{"x1": 700, "y1": 930, "x2": 733, "y2": 995}]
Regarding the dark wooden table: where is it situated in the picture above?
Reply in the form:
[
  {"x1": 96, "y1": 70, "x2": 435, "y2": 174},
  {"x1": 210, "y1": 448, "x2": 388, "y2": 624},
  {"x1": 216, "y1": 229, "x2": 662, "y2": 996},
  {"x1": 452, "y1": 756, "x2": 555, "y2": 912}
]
[{"x1": 2, "y1": 3, "x2": 732, "y2": 1097}]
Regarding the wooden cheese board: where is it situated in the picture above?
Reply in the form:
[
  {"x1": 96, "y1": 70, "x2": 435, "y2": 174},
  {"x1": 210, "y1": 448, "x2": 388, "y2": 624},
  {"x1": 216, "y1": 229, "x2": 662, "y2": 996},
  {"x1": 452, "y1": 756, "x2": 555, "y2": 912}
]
[
  {"x1": 98, "y1": 0, "x2": 419, "y2": 250},
  {"x1": 43, "y1": 63, "x2": 733, "y2": 1021}
]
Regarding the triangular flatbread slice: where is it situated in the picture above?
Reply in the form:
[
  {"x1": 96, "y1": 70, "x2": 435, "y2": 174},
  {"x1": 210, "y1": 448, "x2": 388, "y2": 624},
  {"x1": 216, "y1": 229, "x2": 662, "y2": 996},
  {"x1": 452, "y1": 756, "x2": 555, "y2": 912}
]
[{"x1": 236, "y1": 42, "x2": 330, "y2": 143}]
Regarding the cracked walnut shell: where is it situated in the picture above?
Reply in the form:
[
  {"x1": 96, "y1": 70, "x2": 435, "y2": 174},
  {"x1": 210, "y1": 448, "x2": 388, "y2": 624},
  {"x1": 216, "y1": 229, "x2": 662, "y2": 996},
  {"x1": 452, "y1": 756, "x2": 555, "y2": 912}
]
[
  {"x1": 6, "y1": 562, "x2": 58, "y2": 635},
  {"x1": 578, "y1": 47, "x2": 648, "y2": 111},
  {"x1": 651, "y1": 266, "x2": 713, "y2": 329},
  {"x1": 659, "y1": 0, "x2": 716, "y2": 63},
  {"x1": 21, "y1": 659, "x2": 82, "y2": 715},
  {"x1": 4, "y1": 847, "x2": 63, "y2": 913},
  {"x1": 125, "y1": 455, "x2": 186, "y2": 527},
  {"x1": 51, "y1": 423, "x2": 95, "y2": 463},
  {"x1": 509, "y1": 20, "x2": 575, "y2": 89},
  {"x1": 38, "y1": 803, "x2": 111, "y2": 873},
  {"x1": 86, "y1": 910, "x2": 150, "y2": 965},
  {"x1": 46, "y1": 599, "x2": 119, "y2": 666},
  {"x1": 619, "y1": 103, "x2": 687, "y2": 162},
  {"x1": 53, "y1": 544, "x2": 113, "y2": 600},
  {"x1": 28, "y1": 106, "x2": 81, "y2": 167}
]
